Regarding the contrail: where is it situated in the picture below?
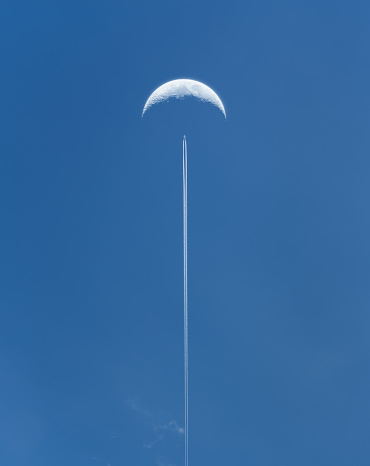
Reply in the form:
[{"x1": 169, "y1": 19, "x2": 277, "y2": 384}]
[
  {"x1": 183, "y1": 135, "x2": 188, "y2": 466},
  {"x1": 142, "y1": 80, "x2": 225, "y2": 466}
]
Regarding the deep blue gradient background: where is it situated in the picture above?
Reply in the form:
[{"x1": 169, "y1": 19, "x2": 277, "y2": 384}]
[{"x1": 1, "y1": 1, "x2": 370, "y2": 465}]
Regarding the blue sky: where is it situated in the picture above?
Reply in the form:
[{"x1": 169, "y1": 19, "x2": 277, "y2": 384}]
[{"x1": 1, "y1": 1, "x2": 370, "y2": 465}]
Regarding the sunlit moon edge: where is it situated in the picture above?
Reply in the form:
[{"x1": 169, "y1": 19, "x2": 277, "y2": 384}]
[{"x1": 142, "y1": 79, "x2": 226, "y2": 118}]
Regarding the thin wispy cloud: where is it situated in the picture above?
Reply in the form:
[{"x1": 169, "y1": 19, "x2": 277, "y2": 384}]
[
  {"x1": 128, "y1": 398, "x2": 184, "y2": 437},
  {"x1": 164, "y1": 420, "x2": 184, "y2": 435},
  {"x1": 127, "y1": 397, "x2": 183, "y2": 464}
]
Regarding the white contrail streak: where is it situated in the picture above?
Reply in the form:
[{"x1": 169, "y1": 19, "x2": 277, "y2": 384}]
[{"x1": 183, "y1": 135, "x2": 188, "y2": 466}]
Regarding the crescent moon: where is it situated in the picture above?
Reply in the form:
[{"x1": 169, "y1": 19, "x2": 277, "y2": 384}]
[{"x1": 142, "y1": 79, "x2": 226, "y2": 118}]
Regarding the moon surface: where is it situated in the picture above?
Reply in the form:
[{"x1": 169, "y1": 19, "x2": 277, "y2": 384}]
[{"x1": 142, "y1": 79, "x2": 226, "y2": 118}]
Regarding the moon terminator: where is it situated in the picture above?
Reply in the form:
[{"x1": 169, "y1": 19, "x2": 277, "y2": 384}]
[{"x1": 142, "y1": 79, "x2": 226, "y2": 118}]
